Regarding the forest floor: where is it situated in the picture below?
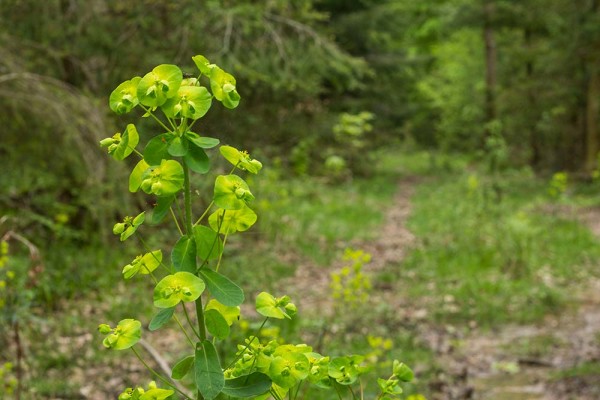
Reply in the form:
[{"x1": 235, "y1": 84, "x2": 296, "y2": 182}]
[{"x1": 286, "y1": 176, "x2": 600, "y2": 400}]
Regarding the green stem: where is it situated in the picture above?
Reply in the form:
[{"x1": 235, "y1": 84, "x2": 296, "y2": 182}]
[
  {"x1": 139, "y1": 105, "x2": 173, "y2": 133},
  {"x1": 131, "y1": 347, "x2": 191, "y2": 399},
  {"x1": 170, "y1": 207, "x2": 184, "y2": 236},
  {"x1": 137, "y1": 234, "x2": 172, "y2": 273},
  {"x1": 214, "y1": 233, "x2": 228, "y2": 273},
  {"x1": 173, "y1": 314, "x2": 196, "y2": 347},
  {"x1": 129, "y1": 146, "x2": 144, "y2": 158},
  {"x1": 226, "y1": 318, "x2": 269, "y2": 369},
  {"x1": 193, "y1": 201, "x2": 214, "y2": 226},
  {"x1": 332, "y1": 380, "x2": 344, "y2": 400},
  {"x1": 182, "y1": 302, "x2": 201, "y2": 339},
  {"x1": 349, "y1": 384, "x2": 358, "y2": 400}
]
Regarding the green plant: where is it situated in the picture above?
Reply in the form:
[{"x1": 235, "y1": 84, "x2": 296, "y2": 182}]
[
  {"x1": 97, "y1": 55, "x2": 412, "y2": 399},
  {"x1": 548, "y1": 171, "x2": 568, "y2": 199}
]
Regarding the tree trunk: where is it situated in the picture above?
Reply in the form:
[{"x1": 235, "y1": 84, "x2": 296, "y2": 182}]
[
  {"x1": 483, "y1": 0, "x2": 497, "y2": 136},
  {"x1": 585, "y1": 67, "x2": 600, "y2": 172}
]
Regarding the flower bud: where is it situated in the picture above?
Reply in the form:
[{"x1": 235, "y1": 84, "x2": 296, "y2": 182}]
[
  {"x1": 99, "y1": 138, "x2": 115, "y2": 147},
  {"x1": 98, "y1": 324, "x2": 112, "y2": 334},
  {"x1": 113, "y1": 223, "x2": 126, "y2": 235}
]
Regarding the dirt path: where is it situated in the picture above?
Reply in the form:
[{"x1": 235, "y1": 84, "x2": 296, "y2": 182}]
[{"x1": 289, "y1": 177, "x2": 600, "y2": 400}]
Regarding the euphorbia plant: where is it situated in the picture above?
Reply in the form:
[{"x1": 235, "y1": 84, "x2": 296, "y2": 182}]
[{"x1": 98, "y1": 55, "x2": 413, "y2": 399}]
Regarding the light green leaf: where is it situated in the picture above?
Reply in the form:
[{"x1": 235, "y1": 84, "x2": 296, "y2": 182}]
[
  {"x1": 101, "y1": 319, "x2": 141, "y2": 350},
  {"x1": 192, "y1": 55, "x2": 215, "y2": 76},
  {"x1": 210, "y1": 66, "x2": 240, "y2": 109},
  {"x1": 184, "y1": 145, "x2": 210, "y2": 174},
  {"x1": 140, "y1": 159, "x2": 184, "y2": 197},
  {"x1": 205, "y1": 309, "x2": 230, "y2": 339},
  {"x1": 148, "y1": 307, "x2": 175, "y2": 331},
  {"x1": 199, "y1": 269, "x2": 244, "y2": 306},
  {"x1": 109, "y1": 77, "x2": 141, "y2": 114},
  {"x1": 122, "y1": 250, "x2": 162, "y2": 279},
  {"x1": 139, "y1": 388, "x2": 174, "y2": 400},
  {"x1": 213, "y1": 175, "x2": 254, "y2": 210},
  {"x1": 392, "y1": 361, "x2": 414, "y2": 382},
  {"x1": 208, "y1": 206, "x2": 257, "y2": 234},
  {"x1": 111, "y1": 124, "x2": 139, "y2": 161},
  {"x1": 185, "y1": 131, "x2": 220, "y2": 149},
  {"x1": 137, "y1": 64, "x2": 183, "y2": 108},
  {"x1": 268, "y1": 352, "x2": 309, "y2": 389},
  {"x1": 195, "y1": 340, "x2": 225, "y2": 400},
  {"x1": 255, "y1": 292, "x2": 287, "y2": 319},
  {"x1": 222, "y1": 372, "x2": 272, "y2": 398},
  {"x1": 171, "y1": 355, "x2": 195, "y2": 380},
  {"x1": 205, "y1": 299, "x2": 240, "y2": 326},
  {"x1": 153, "y1": 272, "x2": 205, "y2": 308},
  {"x1": 162, "y1": 86, "x2": 212, "y2": 120},
  {"x1": 129, "y1": 159, "x2": 151, "y2": 192},
  {"x1": 171, "y1": 235, "x2": 197, "y2": 273},
  {"x1": 219, "y1": 145, "x2": 262, "y2": 174},
  {"x1": 193, "y1": 225, "x2": 223, "y2": 261}
]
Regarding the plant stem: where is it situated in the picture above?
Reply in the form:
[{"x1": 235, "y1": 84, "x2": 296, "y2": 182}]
[
  {"x1": 131, "y1": 347, "x2": 192, "y2": 399},
  {"x1": 182, "y1": 302, "x2": 201, "y2": 338},
  {"x1": 226, "y1": 318, "x2": 269, "y2": 369},
  {"x1": 170, "y1": 207, "x2": 184, "y2": 236},
  {"x1": 139, "y1": 105, "x2": 173, "y2": 133},
  {"x1": 193, "y1": 200, "x2": 214, "y2": 226}
]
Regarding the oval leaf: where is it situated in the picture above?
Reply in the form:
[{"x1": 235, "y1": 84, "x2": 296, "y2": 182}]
[
  {"x1": 195, "y1": 340, "x2": 225, "y2": 400},
  {"x1": 193, "y1": 225, "x2": 223, "y2": 262},
  {"x1": 172, "y1": 355, "x2": 195, "y2": 380},
  {"x1": 185, "y1": 132, "x2": 220, "y2": 149},
  {"x1": 199, "y1": 269, "x2": 244, "y2": 307},
  {"x1": 149, "y1": 307, "x2": 175, "y2": 331},
  {"x1": 144, "y1": 133, "x2": 172, "y2": 166},
  {"x1": 222, "y1": 372, "x2": 272, "y2": 398},
  {"x1": 171, "y1": 235, "x2": 197, "y2": 273},
  {"x1": 129, "y1": 159, "x2": 151, "y2": 193},
  {"x1": 184, "y1": 145, "x2": 210, "y2": 174},
  {"x1": 151, "y1": 195, "x2": 175, "y2": 225},
  {"x1": 204, "y1": 309, "x2": 230, "y2": 340}
]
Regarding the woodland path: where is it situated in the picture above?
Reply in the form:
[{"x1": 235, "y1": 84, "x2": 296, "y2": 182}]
[{"x1": 287, "y1": 177, "x2": 600, "y2": 400}]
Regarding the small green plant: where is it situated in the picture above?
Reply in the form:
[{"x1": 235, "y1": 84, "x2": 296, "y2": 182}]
[
  {"x1": 326, "y1": 112, "x2": 375, "y2": 178},
  {"x1": 97, "y1": 55, "x2": 412, "y2": 399},
  {"x1": 548, "y1": 171, "x2": 568, "y2": 199},
  {"x1": 330, "y1": 248, "x2": 372, "y2": 309}
]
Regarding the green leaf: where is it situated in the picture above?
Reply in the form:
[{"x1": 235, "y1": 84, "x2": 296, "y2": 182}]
[
  {"x1": 219, "y1": 145, "x2": 262, "y2": 174},
  {"x1": 139, "y1": 388, "x2": 174, "y2": 400},
  {"x1": 392, "y1": 361, "x2": 414, "y2": 382},
  {"x1": 171, "y1": 235, "x2": 197, "y2": 273},
  {"x1": 153, "y1": 272, "x2": 205, "y2": 308},
  {"x1": 109, "y1": 77, "x2": 141, "y2": 114},
  {"x1": 213, "y1": 175, "x2": 254, "y2": 210},
  {"x1": 193, "y1": 225, "x2": 223, "y2": 262},
  {"x1": 144, "y1": 133, "x2": 172, "y2": 166},
  {"x1": 222, "y1": 372, "x2": 272, "y2": 398},
  {"x1": 208, "y1": 206, "x2": 257, "y2": 234},
  {"x1": 119, "y1": 212, "x2": 145, "y2": 241},
  {"x1": 101, "y1": 319, "x2": 142, "y2": 350},
  {"x1": 205, "y1": 299, "x2": 240, "y2": 326},
  {"x1": 168, "y1": 136, "x2": 189, "y2": 157},
  {"x1": 255, "y1": 292, "x2": 290, "y2": 320},
  {"x1": 199, "y1": 269, "x2": 244, "y2": 306},
  {"x1": 192, "y1": 55, "x2": 215, "y2": 76},
  {"x1": 162, "y1": 86, "x2": 212, "y2": 120},
  {"x1": 210, "y1": 66, "x2": 240, "y2": 109},
  {"x1": 195, "y1": 340, "x2": 225, "y2": 400},
  {"x1": 137, "y1": 64, "x2": 183, "y2": 108},
  {"x1": 111, "y1": 124, "x2": 140, "y2": 161},
  {"x1": 204, "y1": 309, "x2": 230, "y2": 340},
  {"x1": 184, "y1": 145, "x2": 210, "y2": 174},
  {"x1": 149, "y1": 307, "x2": 175, "y2": 331},
  {"x1": 151, "y1": 196, "x2": 175, "y2": 224},
  {"x1": 185, "y1": 131, "x2": 220, "y2": 149},
  {"x1": 129, "y1": 159, "x2": 151, "y2": 192},
  {"x1": 171, "y1": 355, "x2": 195, "y2": 380},
  {"x1": 140, "y1": 159, "x2": 184, "y2": 197},
  {"x1": 268, "y1": 352, "x2": 309, "y2": 389},
  {"x1": 122, "y1": 250, "x2": 162, "y2": 279}
]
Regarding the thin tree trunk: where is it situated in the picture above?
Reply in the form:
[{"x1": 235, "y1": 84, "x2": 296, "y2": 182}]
[
  {"x1": 524, "y1": 28, "x2": 541, "y2": 167},
  {"x1": 585, "y1": 67, "x2": 599, "y2": 172},
  {"x1": 483, "y1": 0, "x2": 497, "y2": 136}
]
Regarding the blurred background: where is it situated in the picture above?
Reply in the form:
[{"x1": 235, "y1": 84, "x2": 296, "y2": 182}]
[{"x1": 1, "y1": 0, "x2": 600, "y2": 399}]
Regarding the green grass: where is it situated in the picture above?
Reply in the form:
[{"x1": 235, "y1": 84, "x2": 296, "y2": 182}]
[{"x1": 399, "y1": 167, "x2": 600, "y2": 326}]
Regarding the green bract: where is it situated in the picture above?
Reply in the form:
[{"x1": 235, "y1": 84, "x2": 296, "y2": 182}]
[
  {"x1": 192, "y1": 55, "x2": 215, "y2": 76},
  {"x1": 162, "y1": 85, "x2": 212, "y2": 120},
  {"x1": 328, "y1": 355, "x2": 364, "y2": 385},
  {"x1": 208, "y1": 206, "x2": 257, "y2": 234},
  {"x1": 113, "y1": 212, "x2": 145, "y2": 241},
  {"x1": 110, "y1": 77, "x2": 141, "y2": 114},
  {"x1": 210, "y1": 66, "x2": 240, "y2": 109},
  {"x1": 100, "y1": 319, "x2": 141, "y2": 350},
  {"x1": 255, "y1": 292, "x2": 297, "y2": 319},
  {"x1": 140, "y1": 159, "x2": 184, "y2": 197},
  {"x1": 137, "y1": 64, "x2": 183, "y2": 108},
  {"x1": 122, "y1": 250, "x2": 162, "y2": 279},
  {"x1": 214, "y1": 175, "x2": 254, "y2": 210},
  {"x1": 205, "y1": 299, "x2": 240, "y2": 326},
  {"x1": 220, "y1": 145, "x2": 263, "y2": 174},
  {"x1": 268, "y1": 351, "x2": 309, "y2": 389},
  {"x1": 100, "y1": 124, "x2": 139, "y2": 161},
  {"x1": 153, "y1": 271, "x2": 205, "y2": 308}
]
